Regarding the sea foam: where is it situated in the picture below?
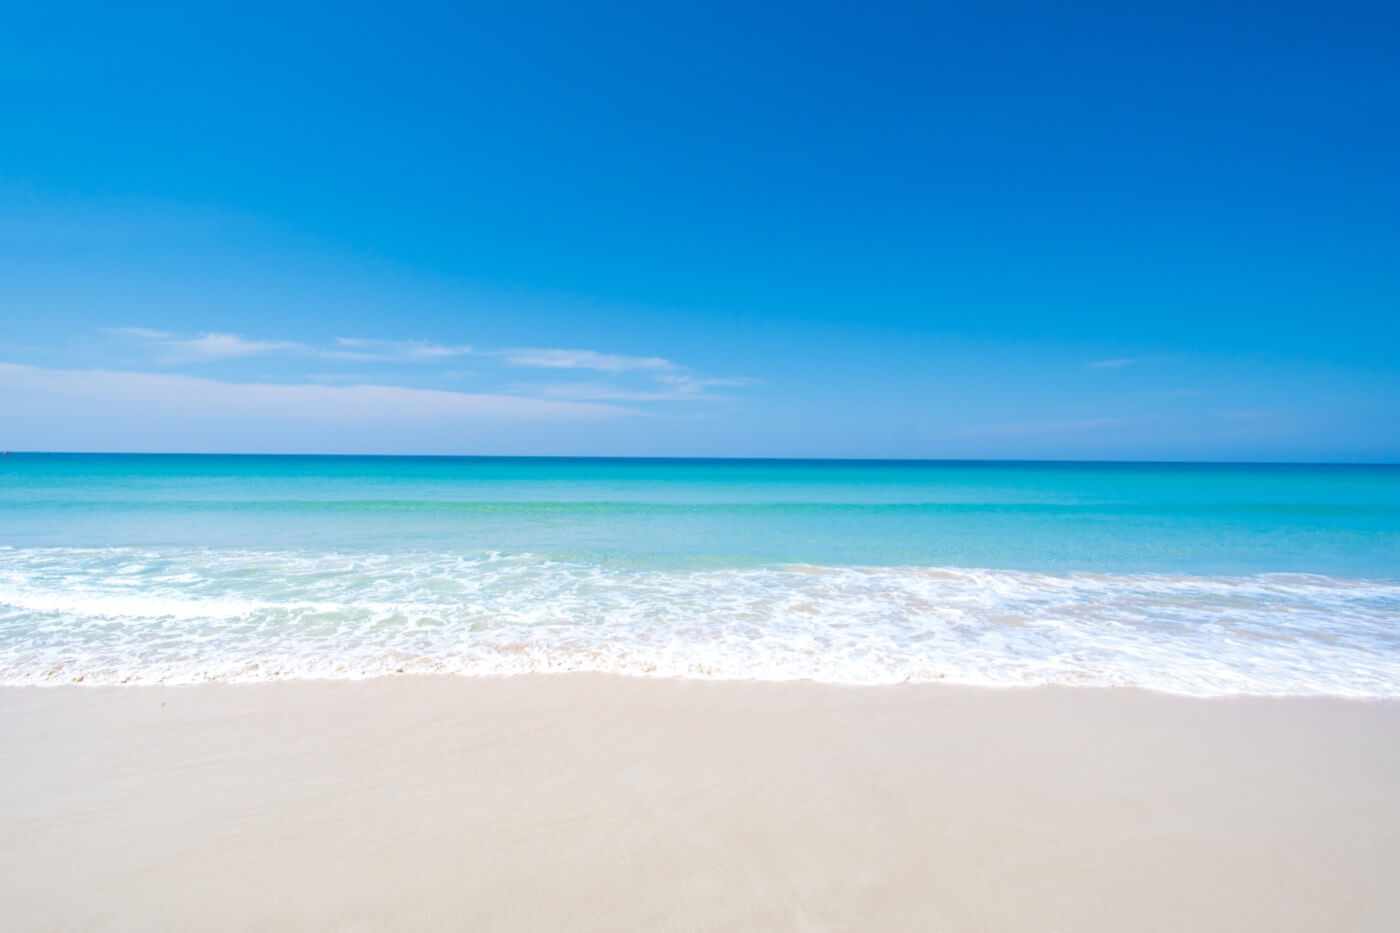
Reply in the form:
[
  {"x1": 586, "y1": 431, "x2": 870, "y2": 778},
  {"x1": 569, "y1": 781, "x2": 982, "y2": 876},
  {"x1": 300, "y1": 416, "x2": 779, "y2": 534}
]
[{"x1": 1, "y1": 547, "x2": 1397, "y2": 696}]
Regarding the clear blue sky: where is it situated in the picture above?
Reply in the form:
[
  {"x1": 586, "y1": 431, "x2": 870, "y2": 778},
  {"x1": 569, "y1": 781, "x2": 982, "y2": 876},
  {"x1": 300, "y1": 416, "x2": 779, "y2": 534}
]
[{"x1": 3, "y1": 2, "x2": 1397, "y2": 459}]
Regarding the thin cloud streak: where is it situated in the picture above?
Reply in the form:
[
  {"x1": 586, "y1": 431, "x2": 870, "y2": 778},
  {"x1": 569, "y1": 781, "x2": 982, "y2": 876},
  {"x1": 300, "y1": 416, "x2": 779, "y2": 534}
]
[
  {"x1": 656, "y1": 373, "x2": 757, "y2": 392},
  {"x1": 327, "y1": 337, "x2": 474, "y2": 362},
  {"x1": 110, "y1": 328, "x2": 474, "y2": 364},
  {"x1": 174, "y1": 332, "x2": 303, "y2": 360},
  {"x1": 104, "y1": 326, "x2": 174, "y2": 340},
  {"x1": 520, "y1": 373, "x2": 757, "y2": 402},
  {"x1": 0, "y1": 362, "x2": 632, "y2": 423},
  {"x1": 499, "y1": 347, "x2": 676, "y2": 373},
  {"x1": 109, "y1": 327, "x2": 302, "y2": 361},
  {"x1": 101, "y1": 328, "x2": 753, "y2": 405}
]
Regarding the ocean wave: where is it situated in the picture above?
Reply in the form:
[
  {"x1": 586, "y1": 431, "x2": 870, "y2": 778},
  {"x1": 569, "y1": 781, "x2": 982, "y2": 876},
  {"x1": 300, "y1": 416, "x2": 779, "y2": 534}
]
[{"x1": 1, "y1": 547, "x2": 1397, "y2": 696}]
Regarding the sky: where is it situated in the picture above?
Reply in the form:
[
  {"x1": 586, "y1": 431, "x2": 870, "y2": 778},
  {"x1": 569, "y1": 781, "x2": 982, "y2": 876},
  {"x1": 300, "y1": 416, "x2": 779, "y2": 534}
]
[{"x1": 2, "y1": 2, "x2": 1397, "y2": 460}]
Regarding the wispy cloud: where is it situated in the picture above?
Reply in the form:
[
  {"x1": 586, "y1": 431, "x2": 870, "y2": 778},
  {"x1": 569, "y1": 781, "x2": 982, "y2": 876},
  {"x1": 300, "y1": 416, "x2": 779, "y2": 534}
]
[
  {"x1": 1087, "y1": 357, "x2": 1137, "y2": 370},
  {"x1": 173, "y1": 332, "x2": 302, "y2": 360},
  {"x1": 658, "y1": 373, "x2": 755, "y2": 389},
  {"x1": 109, "y1": 328, "x2": 473, "y2": 364},
  {"x1": 327, "y1": 337, "x2": 474, "y2": 362},
  {"x1": 515, "y1": 371, "x2": 756, "y2": 403},
  {"x1": 0, "y1": 362, "x2": 630, "y2": 423},
  {"x1": 499, "y1": 347, "x2": 676, "y2": 373},
  {"x1": 104, "y1": 326, "x2": 174, "y2": 340},
  {"x1": 654, "y1": 373, "x2": 757, "y2": 397},
  {"x1": 101, "y1": 329, "x2": 753, "y2": 406},
  {"x1": 109, "y1": 327, "x2": 301, "y2": 361},
  {"x1": 498, "y1": 347, "x2": 755, "y2": 404}
]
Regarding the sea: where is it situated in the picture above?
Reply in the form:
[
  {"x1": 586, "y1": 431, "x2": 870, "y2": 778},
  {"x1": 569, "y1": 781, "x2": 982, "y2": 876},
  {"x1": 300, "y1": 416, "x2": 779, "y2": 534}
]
[{"x1": 1, "y1": 453, "x2": 1397, "y2": 696}]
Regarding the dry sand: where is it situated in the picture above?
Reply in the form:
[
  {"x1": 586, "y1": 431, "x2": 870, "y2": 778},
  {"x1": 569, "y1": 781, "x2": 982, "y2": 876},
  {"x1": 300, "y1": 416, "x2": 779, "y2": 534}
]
[{"x1": 2, "y1": 676, "x2": 1397, "y2": 931}]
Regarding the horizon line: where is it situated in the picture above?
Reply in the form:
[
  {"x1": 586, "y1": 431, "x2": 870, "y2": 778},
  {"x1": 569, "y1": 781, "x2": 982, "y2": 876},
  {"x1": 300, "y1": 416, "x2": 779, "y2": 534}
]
[{"x1": 3, "y1": 450, "x2": 1397, "y2": 468}]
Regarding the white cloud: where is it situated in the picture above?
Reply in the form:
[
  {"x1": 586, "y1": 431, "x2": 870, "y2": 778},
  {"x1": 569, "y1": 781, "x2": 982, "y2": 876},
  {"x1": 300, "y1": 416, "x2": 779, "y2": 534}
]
[
  {"x1": 173, "y1": 332, "x2": 302, "y2": 360},
  {"x1": 110, "y1": 330, "x2": 688, "y2": 375},
  {"x1": 104, "y1": 326, "x2": 174, "y2": 340},
  {"x1": 499, "y1": 347, "x2": 676, "y2": 373},
  {"x1": 109, "y1": 327, "x2": 300, "y2": 360},
  {"x1": 655, "y1": 373, "x2": 756, "y2": 393},
  {"x1": 108, "y1": 328, "x2": 476, "y2": 364},
  {"x1": 0, "y1": 362, "x2": 631, "y2": 425},
  {"x1": 519, "y1": 373, "x2": 756, "y2": 402},
  {"x1": 329, "y1": 337, "x2": 473, "y2": 362},
  {"x1": 497, "y1": 347, "x2": 753, "y2": 402},
  {"x1": 97, "y1": 329, "x2": 750, "y2": 405},
  {"x1": 522, "y1": 383, "x2": 694, "y2": 402}
]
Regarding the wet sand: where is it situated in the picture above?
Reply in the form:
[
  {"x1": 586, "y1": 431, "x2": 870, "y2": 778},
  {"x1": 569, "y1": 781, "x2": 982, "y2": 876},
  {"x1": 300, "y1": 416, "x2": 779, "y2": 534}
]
[{"x1": 2, "y1": 676, "x2": 1397, "y2": 931}]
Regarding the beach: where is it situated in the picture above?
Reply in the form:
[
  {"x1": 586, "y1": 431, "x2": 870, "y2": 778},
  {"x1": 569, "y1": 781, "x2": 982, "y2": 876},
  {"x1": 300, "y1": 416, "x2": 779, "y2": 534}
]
[
  {"x1": 3, "y1": 675, "x2": 1397, "y2": 931},
  {"x1": 3, "y1": 456, "x2": 1398, "y2": 929},
  {"x1": 8, "y1": 0, "x2": 1398, "y2": 927}
]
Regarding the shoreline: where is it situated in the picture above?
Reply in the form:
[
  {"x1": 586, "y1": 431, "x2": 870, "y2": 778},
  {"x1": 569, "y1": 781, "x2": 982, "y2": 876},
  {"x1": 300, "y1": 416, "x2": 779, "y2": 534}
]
[
  {"x1": 4, "y1": 675, "x2": 1399, "y2": 930},
  {"x1": 6, "y1": 669, "x2": 1400, "y2": 700},
  {"x1": 6, "y1": 548, "x2": 1397, "y2": 699}
]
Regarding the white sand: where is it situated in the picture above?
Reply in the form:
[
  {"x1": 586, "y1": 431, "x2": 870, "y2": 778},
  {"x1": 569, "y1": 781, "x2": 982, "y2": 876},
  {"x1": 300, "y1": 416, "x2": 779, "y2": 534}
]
[{"x1": 2, "y1": 676, "x2": 1398, "y2": 931}]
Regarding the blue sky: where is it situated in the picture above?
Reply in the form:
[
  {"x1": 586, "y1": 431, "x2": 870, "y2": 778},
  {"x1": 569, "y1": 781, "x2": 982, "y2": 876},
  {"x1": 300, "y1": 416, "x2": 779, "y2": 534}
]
[{"x1": 2, "y1": 2, "x2": 1397, "y2": 459}]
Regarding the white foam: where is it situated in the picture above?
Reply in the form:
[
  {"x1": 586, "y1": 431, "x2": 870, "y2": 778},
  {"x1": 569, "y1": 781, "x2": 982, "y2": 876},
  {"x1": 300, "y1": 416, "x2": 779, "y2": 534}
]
[{"x1": 0, "y1": 547, "x2": 1397, "y2": 696}]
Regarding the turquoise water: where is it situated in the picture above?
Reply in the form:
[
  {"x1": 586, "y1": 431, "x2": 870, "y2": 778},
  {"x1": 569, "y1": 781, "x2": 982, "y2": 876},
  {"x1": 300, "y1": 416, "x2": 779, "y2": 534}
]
[{"x1": 2, "y1": 454, "x2": 1398, "y2": 694}]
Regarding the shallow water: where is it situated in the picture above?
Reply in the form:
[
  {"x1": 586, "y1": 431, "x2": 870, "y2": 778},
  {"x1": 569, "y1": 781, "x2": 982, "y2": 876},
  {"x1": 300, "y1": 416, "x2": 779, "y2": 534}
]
[{"x1": 2, "y1": 454, "x2": 1397, "y2": 694}]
